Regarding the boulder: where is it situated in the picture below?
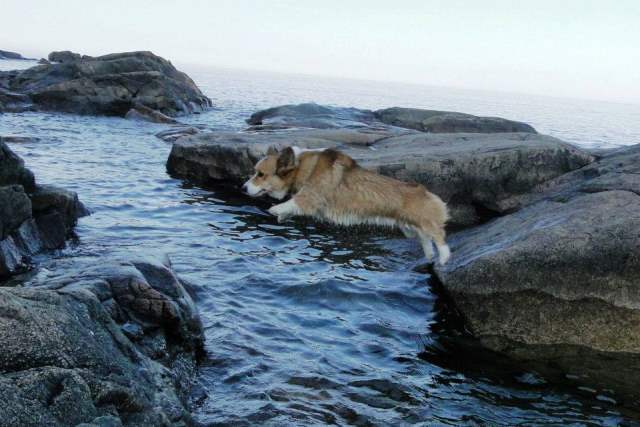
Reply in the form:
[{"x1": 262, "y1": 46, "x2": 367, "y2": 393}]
[
  {"x1": 0, "y1": 140, "x2": 87, "y2": 278},
  {"x1": 375, "y1": 107, "x2": 537, "y2": 134},
  {"x1": 0, "y1": 256, "x2": 204, "y2": 426},
  {"x1": 167, "y1": 104, "x2": 592, "y2": 227},
  {"x1": 434, "y1": 144, "x2": 640, "y2": 400},
  {"x1": 0, "y1": 51, "x2": 211, "y2": 116}
]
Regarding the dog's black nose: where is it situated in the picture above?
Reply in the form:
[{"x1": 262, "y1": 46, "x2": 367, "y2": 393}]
[{"x1": 241, "y1": 183, "x2": 248, "y2": 193}]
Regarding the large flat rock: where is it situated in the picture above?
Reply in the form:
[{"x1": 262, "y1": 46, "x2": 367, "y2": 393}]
[
  {"x1": 434, "y1": 144, "x2": 640, "y2": 400},
  {"x1": 0, "y1": 51, "x2": 211, "y2": 116},
  {"x1": 167, "y1": 107, "x2": 593, "y2": 228}
]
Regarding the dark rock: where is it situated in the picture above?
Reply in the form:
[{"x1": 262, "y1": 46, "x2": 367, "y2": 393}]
[
  {"x1": 0, "y1": 257, "x2": 204, "y2": 426},
  {"x1": 47, "y1": 50, "x2": 82, "y2": 63},
  {"x1": 168, "y1": 104, "x2": 592, "y2": 227},
  {"x1": 0, "y1": 138, "x2": 35, "y2": 191},
  {"x1": 0, "y1": 51, "x2": 211, "y2": 116},
  {"x1": 375, "y1": 107, "x2": 537, "y2": 133},
  {"x1": 125, "y1": 105, "x2": 180, "y2": 124},
  {"x1": 434, "y1": 144, "x2": 640, "y2": 400},
  {"x1": 31, "y1": 184, "x2": 89, "y2": 227},
  {"x1": 37, "y1": 58, "x2": 50, "y2": 65},
  {"x1": 0, "y1": 141, "x2": 86, "y2": 279}
]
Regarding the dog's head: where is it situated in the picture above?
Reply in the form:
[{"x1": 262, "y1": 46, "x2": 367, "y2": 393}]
[{"x1": 242, "y1": 146, "x2": 297, "y2": 200}]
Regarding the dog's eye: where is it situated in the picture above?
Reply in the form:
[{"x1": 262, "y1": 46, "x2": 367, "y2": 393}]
[{"x1": 256, "y1": 171, "x2": 264, "y2": 178}]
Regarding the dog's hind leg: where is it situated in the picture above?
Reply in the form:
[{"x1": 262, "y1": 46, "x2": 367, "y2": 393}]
[
  {"x1": 417, "y1": 226, "x2": 450, "y2": 265},
  {"x1": 431, "y1": 230, "x2": 450, "y2": 265},
  {"x1": 416, "y1": 230, "x2": 435, "y2": 261}
]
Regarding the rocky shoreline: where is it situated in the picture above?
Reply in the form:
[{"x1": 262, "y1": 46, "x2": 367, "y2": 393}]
[
  {"x1": 166, "y1": 102, "x2": 640, "y2": 403},
  {"x1": 1, "y1": 54, "x2": 208, "y2": 426},
  {"x1": 1, "y1": 136, "x2": 205, "y2": 426}
]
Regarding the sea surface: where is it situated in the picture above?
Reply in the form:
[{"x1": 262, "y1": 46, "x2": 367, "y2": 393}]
[{"x1": 2, "y1": 59, "x2": 640, "y2": 426}]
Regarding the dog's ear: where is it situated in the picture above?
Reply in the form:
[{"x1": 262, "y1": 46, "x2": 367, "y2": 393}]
[
  {"x1": 276, "y1": 147, "x2": 296, "y2": 176},
  {"x1": 266, "y1": 146, "x2": 279, "y2": 156}
]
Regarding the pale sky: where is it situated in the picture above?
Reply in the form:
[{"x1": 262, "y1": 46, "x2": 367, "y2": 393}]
[{"x1": 2, "y1": 0, "x2": 639, "y2": 103}]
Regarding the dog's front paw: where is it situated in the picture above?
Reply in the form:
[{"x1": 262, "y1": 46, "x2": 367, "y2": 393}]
[{"x1": 268, "y1": 205, "x2": 288, "y2": 223}]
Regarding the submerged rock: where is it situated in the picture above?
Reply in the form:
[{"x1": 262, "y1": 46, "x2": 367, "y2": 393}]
[
  {"x1": 167, "y1": 103, "x2": 592, "y2": 227},
  {"x1": 125, "y1": 105, "x2": 180, "y2": 124},
  {"x1": 0, "y1": 139, "x2": 87, "y2": 278},
  {"x1": 0, "y1": 256, "x2": 204, "y2": 426},
  {"x1": 0, "y1": 51, "x2": 211, "y2": 116},
  {"x1": 434, "y1": 144, "x2": 640, "y2": 399},
  {"x1": 0, "y1": 136, "x2": 40, "y2": 144},
  {"x1": 155, "y1": 125, "x2": 201, "y2": 143}
]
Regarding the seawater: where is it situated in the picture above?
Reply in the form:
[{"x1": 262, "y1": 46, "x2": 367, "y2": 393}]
[{"x1": 2, "y1": 60, "x2": 639, "y2": 425}]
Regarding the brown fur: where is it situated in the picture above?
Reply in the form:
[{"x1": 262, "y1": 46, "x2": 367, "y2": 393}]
[{"x1": 244, "y1": 147, "x2": 450, "y2": 264}]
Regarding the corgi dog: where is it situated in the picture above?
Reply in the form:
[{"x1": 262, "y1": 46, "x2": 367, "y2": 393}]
[{"x1": 242, "y1": 146, "x2": 450, "y2": 264}]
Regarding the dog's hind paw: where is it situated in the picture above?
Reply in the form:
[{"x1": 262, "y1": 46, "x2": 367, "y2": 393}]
[{"x1": 437, "y1": 244, "x2": 451, "y2": 265}]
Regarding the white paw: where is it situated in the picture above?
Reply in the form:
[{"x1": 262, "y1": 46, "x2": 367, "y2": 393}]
[
  {"x1": 268, "y1": 205, "x2": 288, "y2": 223},
  {"x1": 437, "y1": 244, "x2": 451, "y2": 265}
]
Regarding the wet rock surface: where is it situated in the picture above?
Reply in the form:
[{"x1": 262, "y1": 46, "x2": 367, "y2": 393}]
[
  {"x1": 0, "y1": 138, "x2": 86, "y2": 278},
  {"x1": 0, "y1": 256, "x2": 204, "y2": 427},
  {"x1": 167, "y1": 103, "x2": 593, "y2": 227},
  {"x1": 0, "y1": 51, "x2": 211, "y2": 117},
  {"x1": 434, "y1": 144, "x2": 640, "y2": 400}
]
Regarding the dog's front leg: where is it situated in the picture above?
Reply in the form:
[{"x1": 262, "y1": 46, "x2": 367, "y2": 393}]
[{"x1": 268, "y1": 198, "x2": 303, "y2": 223}]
